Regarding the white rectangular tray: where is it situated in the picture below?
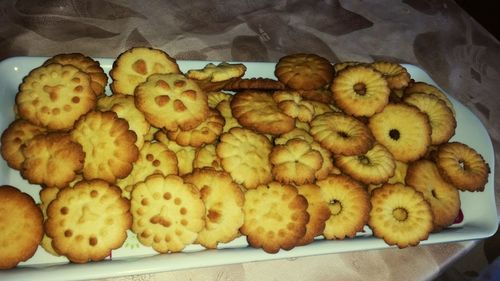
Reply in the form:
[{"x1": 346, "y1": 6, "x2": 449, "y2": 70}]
[{"x1": 0, "y1": 57, "x2": 497, "y2": 281}]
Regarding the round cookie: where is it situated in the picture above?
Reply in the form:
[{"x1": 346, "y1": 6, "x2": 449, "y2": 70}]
[
  {"x1": 275, "y1": 53, "x2": 334, "y2": 90},
  {"x1": 16, "y1": 63, "x2": 96, "y2": 131},
  {"x1": 230, "y1": 91, "x2": 295, "y2": 135},
  {"x1": 370, "y1": 61, "x2": 411, "y2": 90},
  {"x1": 183, "y1": 168, "x2": 245, "y2": 248},
  {"x1": 166, "y1": 108, "x2": 225, "y2": 147},
  {"x1": 270, "y1": 138, "x2": 323, "y2": 185},
  {"x1": 0, "y1": 185, "x2": 44, "y2": 269},
  {"x1": 296, "y1": 184, "x2": 331, "y2": 246},
  {"x1": 331, "y1": 64, "x2": 390, "y2": 117},
  {"x1": 403, "y1": 92, "x2": 456, "y2": 146},
  {"x1": 334, "y1": 143, "x2": 396, "y2": 185},
  {"x1": 44, "y1": 53, "x2": 108, "y2": 97},
  {"x1": 1, "y1": 119, "x2": 46, "y2": 170},
  {"x1": 368, "y1": 183, "x2": 433, "y2": 248},
  {"x1": 310, "y1": 112, "x2": 375, "y2": 156},
  {"x1": 134, "y1": 73, "x2": 209, "y2": 132},
  {"x1": 405, "y1": 160, "x2": 461, "y2": 231},
  {"x1": 21, "y1": 132, "x2": 84, "y2": 188},
  {"x1": 110, "y1": 47, "x2": 181, "y2": 96},
  {"x1": 97, "y1": 94, "x2": 150, "y2": 149},
  {"x1": 130, "y1": 174, "x2": 205, "y2": 253},
  {"x1": 316, "y1": 175, "x2": 371, "y2": 240},
  {"x1": 240, "y1": 182, "x2": 309, "y2": 253},
  {"x1": 368, "y1": 103, "x2": 431, "y2": 162},
  {"x1": 71, "y1": 110, "x2": 139, "y2": 183},
  {"x1": 45, "y1": 180, "x2": 131, "y2": 263},
  {"x1": 435, "y1": 142, "x2": 490, "y2": 192},
  {"x1": 404, "y1": 81, "x2": 455, "y2": 115},
  {"x1": 216, "y1": 127, "x2": 273, "y2": 189}
]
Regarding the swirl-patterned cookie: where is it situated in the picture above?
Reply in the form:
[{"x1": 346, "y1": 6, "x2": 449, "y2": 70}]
[
  {"x1": 71, "y1": 111, "x2": 139, "y2": 182},
  {"x1": 135, "y1": 73, "x2": 209, "y2": 131},
  {"x1": 16, "y1": 63, "x2": 96, "y2": 131},
  {"x1": 1, "y1": 119, "x2": 46, "y2": 170},
  {"x1": 166, "y1": 108, "x2": 224, "y2": 147},
  {"x1": 130, "y1": 174, "x2": 205, "y2": 253},
  {"x1": 230, "y1": 91, "x2": 295, "y2": 135},
  {"x1": 240, "y1": 182, "x2": 309, "y2": 253},
  {"x1": 110, "y1": 47, "x2": 180, "y2": 95},
  {"x1": 45, "y1": 180, "x2": 131, "y2": 263},
  {"x1": 21, "y1": 132, "x2": 84, "y2": 188},
  {"x1": 216, "y1": 127, "x2": 273, "y2": 189},
  {"x1": 44, "y1": 53, "x2": 108, "y2": 97},
  {"x1": 0, "y1": 185, "x2": 44, "y2": 269},
  {"x1": 275, "y1": 53, "x2": 334, "y2": 90},
  {"x1": 316, "y1": 175, "x2": 371, "y2": 240},
  {"x1": 184, "y1": 168, "x2": 245, "y2": 248}
]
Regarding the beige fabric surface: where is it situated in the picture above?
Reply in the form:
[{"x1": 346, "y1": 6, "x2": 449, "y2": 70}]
[{"x1": 1, "y1": 0, "x2": 499, "y2": 280}]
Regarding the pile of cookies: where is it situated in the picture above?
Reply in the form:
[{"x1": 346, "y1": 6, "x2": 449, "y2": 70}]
[{"x1": 0, "y1": 48, "x2": 491, "y2": 268}]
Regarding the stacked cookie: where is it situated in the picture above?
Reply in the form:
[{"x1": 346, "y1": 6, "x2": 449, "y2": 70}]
[{"x1": 0, "y1": 48, "x2": 491, "y2": 268}]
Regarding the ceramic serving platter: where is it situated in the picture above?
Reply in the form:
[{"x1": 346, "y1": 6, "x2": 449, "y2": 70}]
[{"x1": 0, "y1": 57, "x2": 496, "y2": 281}]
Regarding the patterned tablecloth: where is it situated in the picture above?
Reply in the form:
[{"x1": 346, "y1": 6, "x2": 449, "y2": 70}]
[{"x1": 1, "y1": 0, "x2": 499, "y2": 280}]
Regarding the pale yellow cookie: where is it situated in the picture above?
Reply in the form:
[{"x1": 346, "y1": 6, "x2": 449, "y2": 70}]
[
  {"x1": 215, "y1": 99, "x2": 242, "y2": 133},
  {"x1": 207, "y1": 91, "x2": 232, "y2": 108},
  {"x1": 1, "y1": 119, "x2": 46, "y2": 170},
  {"x1": 193, "y1": 144, "x2": 223, "y2": 171},
  {"x1": 130, "y1": 174, "x2": 205, "y2": 253}
]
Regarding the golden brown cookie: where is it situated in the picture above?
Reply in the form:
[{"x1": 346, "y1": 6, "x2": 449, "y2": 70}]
[
  {"x1": 166, "y1": 108, "x2": 225, "y2": 147},
  {"x1": 45, "y1": 180, "x2": 131, "y2": 263},
  {"x1": 116, "y1": 141, "x2": 178, "y2": 198},
  {"x1": 183, "y1": 168, "x2": 245, "y2": 248},
  {"x1": 331, "y1": 64, "x2": 390, "y2": 117},
  {"x1": 230, "y1": 91, "x2": 295, "y2": 135},
  {"x1": 368, "y1": 103, "x2": 431, "y2": 162},
  {"x1": 310, "y1": 112, "x2": 375, "y2": 156},
  {"x1": 435, "y1": 142, "x2": 490, "y2": 192},
  {"x1": 272, "y1": 90, "x2": 316, "y2": 122},
  {"x1": 16, "y1": 63, "x2": 96, "y2": 131},
  {"x1": 21, "y1": 133, "x2": 84, "y2": 188},
  {"x1": 296, "y1": 88, "x2": 335, "y2": 104},
  {"x1": 368, "y1": 183, "x2": 433, "y2": 248},
  {"x1": 193, "y1": 144, "x2": 223, "y2": 171},
  {"x1": 97, "y1": 94, "x2": 150, "y2": 149},
  {"x1": 216, "y1": 128, "x2": 273, "y2": 189},
  {"x1": 1, "y1": 119, "x2": 46, "y2": 170},
  {"x1": 405, "y1": 160, "x2": 461, "y2": 231},
  {"x1": 130, "y1": 174, "x2": 205, "y2": 253},
  {"x1": 316, "y1": 175, "x2": 371, "y2": 239},
  {"x1": 270, "y1": 138, "x2": 322, "y2": 185},
  {"x1": 370, "y1": 61, "x2": 411, "y2": 90},
  {"x1": 155, "y1": 130, "x2": 196, "y2": 176},
  {"x1": 186, "y1": 62, "x2": 246, "y2": 92},
  {"x1": 275, "y1": 53, "x2": 334, "y2": 90},
  {"x1": 0, "y1": 185, "x2": 44, "y2": 269},
  {"x1": 240, "y1": 182, "x2": 309, "y2": 253},
  {"x1": 296, "y1": 184, "x2": 331, "y2": 246},
  {"x1": 44, "y1": 53, "x2": 108, "y2": 97},
  {"x1": 134, "y1": 73, "x2": 209, "y2": 131},
  {"x1": 71, "y1": 111, "x2": 139, "y2": 182},
  {"x1": 404, "y1": 81, "x2": 455, "y2": 115},
  {"x1": 110, "y1": 47, "x2": 180, "y2": 95}
]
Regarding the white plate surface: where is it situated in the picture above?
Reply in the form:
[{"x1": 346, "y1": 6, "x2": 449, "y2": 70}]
[{"x1": 0, "y1": 57, "x2": 497, "y2": 280}]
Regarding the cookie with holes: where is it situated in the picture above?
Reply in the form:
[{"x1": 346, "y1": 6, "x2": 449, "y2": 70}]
[
  {"x1": 45, "y1": 180, "x2": 131, "y2": 263},
  {"x1": 316, "y1": 174, "x2": 371, "y2": 240},
  {"x1": 116, "y1": 141, "x2": 178, "y2": 198},
  {"x1": 1, "y1": 119, "x2": 46, "y2": 170},
  {"x1": 183, "y1": 168, "x2": 245, "y2": 248},
  {"x1": 15, "y1": 63, "x2": 96, "y2": 131},
  {"x1": 44, "y1": 53, "x2": 108, "y2": 97},
  {"x1": 97, "y1": 94, "x2": 150, "y2": 149},
  {"x1": 0, "y1": 185, "x2": 44, "y2": 269},
  {"x1": 135, "y1": 73, "x2": 209, "y2": 132},
  {"x1": 368, "y1": 183, "x2": 433, "y2": 248},
  {"x1": 71, "y1": 111, "x2": 139, "y2": 182},
  {"x1": 166, "y1": 108, "x2": 225, "y2": 147},
  {"x1": 186, "y1": 62, "x2": 246, "y2": 92},
  {"x1": 130, "y1": 174, "x2": 205, "y2": 253},
  {"x1": 240, "y1": 182, "x2": 309, "y2": 253},
  {"x1": 21, "y1": 132, "x2": 84, "y2": 188},
  {"x1": 110, "y1": 47, "x2": 180, "y2": 96}
]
